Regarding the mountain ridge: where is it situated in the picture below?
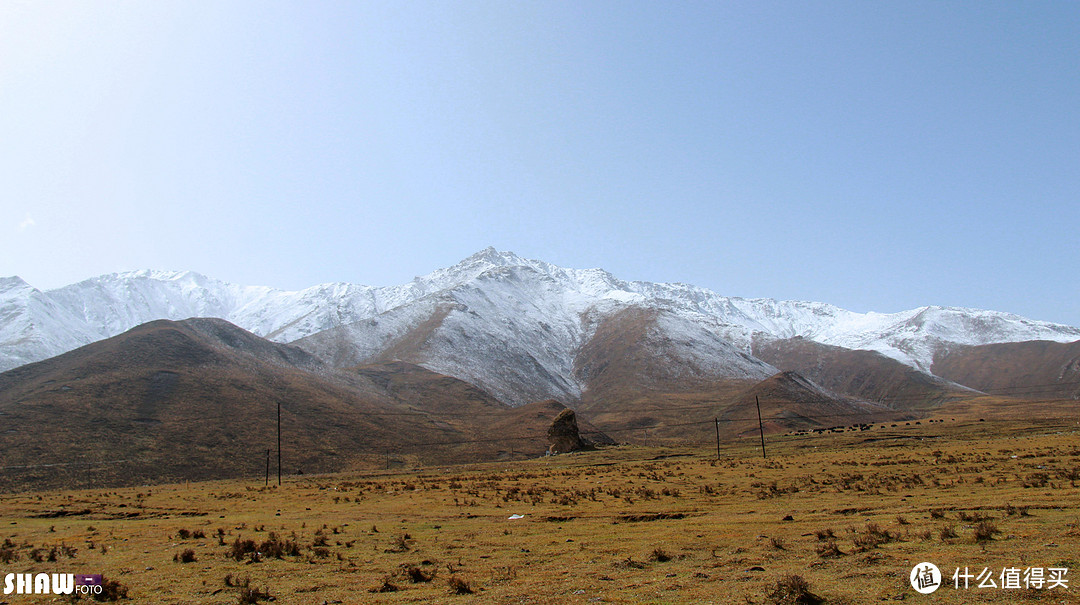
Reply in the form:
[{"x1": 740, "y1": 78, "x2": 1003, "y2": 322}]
[{"x1": 3, "y1": 249, "x2": 1078, "y2": 402}]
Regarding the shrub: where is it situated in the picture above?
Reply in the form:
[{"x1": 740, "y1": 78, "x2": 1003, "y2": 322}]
[
  {"x1": 258, "y1": 533, "x2": 300, "y2": 559},
  {"x1": 448, "y1": 576, "x2": 473, "y2": 595},
  {"x1": 92, "y1": 578, "x2": 129, "y2": 602},
  {"x1": 973, "y1": 521, "x2": 999, "y2": 542},
  {"x1": 815, "y1": 540, "x2": 844, "y2": 558},
  {"x1": 406, "y1": 566, "x2": 435, "y2": 583},
  {"x1": 853, "y1": 522, "x2": 892, "y2": 551},
  {"x1": 369, "y1": 579, "x2": 400, "y2": 593},
  {"x1": 1003, "y1": 503, "x2": 1030, "y2": 517},
  {"x1": 174, "y1": 549, "x2": 197, "y2": 563},
  {"x1": 939, "y1": 525, "x2": 958, "y2": 541},
  {"x1": 765, "y1": 574, "x2": 823, "y2": 605},
  {"x1": 650, "y1": 547, "x2": 672, "y2": 562},
  {"x1": 236, "y1": 577, "x2": 272, "y2": 604},
  {"x1": 386, "y1": 533, "x2": 411, "y2": 553},
  {"x1": 229, "y1": 538, "x2": 257, "y2": 562}
]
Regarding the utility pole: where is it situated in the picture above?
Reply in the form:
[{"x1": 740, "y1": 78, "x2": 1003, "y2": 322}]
[
  {"x1": 277, "y1": 402, "x2": 282, "y2": 486},
  {"x1": 755, "y1": 396, "x2": 766, "y2": 459},
  {"x1": 715, "y1": 418, "x2": 721, "y2": 460}
]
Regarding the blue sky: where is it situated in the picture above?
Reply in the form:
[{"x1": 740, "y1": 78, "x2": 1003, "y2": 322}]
[{"x1": 2, "y1": 2, "x2": 1078, "y2": 327}]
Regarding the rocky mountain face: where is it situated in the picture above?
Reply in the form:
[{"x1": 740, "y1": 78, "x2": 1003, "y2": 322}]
[{"x1": 3, "y1": 248, "x2": 1078, "y2": 408}]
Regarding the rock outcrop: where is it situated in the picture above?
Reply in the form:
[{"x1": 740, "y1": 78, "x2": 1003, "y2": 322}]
[{"x1": 547, "y1": 408, "x2": 590, "y2": 454}]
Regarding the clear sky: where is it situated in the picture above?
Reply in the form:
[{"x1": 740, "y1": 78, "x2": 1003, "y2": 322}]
[{"x1": 2, "y1": 1, "x2": 1078, "y2": 327}]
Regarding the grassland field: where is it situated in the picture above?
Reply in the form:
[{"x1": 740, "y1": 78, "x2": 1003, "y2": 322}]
[{"x1": 2, "y1": 418, "x2": 1079, "y2": 604}]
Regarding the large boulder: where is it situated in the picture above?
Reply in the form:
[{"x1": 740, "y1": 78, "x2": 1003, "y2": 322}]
[{"x1": 547, "y1": 408, "x2": 591, "y2": 455}]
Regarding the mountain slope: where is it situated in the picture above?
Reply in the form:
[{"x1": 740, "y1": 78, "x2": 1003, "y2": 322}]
[
  {"x1": 0, "y1": 318, "x2": 581, "y2": 491},
  {"x1": 723, "y1": 371, "x2": 896, "y2": 435},
  {"x1": 931, "y1": 340, "x2": 1080, "y2": 400},
  {"x1": 752, "y1": 336, "x2": 976, "y2": 410}
]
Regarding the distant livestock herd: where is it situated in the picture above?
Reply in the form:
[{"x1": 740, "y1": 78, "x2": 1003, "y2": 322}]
[{"x1": 785, "y1": 418, "x2": 974, "y2": 436}]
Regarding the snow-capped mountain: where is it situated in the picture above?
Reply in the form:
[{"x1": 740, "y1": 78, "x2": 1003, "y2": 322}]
[
  {"x1": 3, "y1": 248, "x2": 1078, "y2": 405},
  {"x1": 0, "y1": 276, "x2": 103, "y2": 370}
]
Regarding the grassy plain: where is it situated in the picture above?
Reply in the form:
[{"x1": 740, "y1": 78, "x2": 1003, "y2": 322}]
[{"x1": 2, "y1": 418, "x2": 1079, "y2": 604}]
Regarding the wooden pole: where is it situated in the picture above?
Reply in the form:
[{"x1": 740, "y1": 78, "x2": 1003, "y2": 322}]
[
  {"x1": 715, "y1": 418, "x2": 721, "y2": 460},
  {"x1": 277, "y1": 402, "x2": 282, "y2": 486},
  {"x1": 755, "y1": 396, "x2": 766, "y2": 459}
]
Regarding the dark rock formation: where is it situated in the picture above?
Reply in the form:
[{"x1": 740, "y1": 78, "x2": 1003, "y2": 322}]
[{"x1": 547, "y1": 408, "x2": 591, "y2": 455}]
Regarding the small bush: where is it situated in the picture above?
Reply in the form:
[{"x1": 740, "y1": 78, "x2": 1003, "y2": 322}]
[
  {"x1": 853, "y1": 522, "x2": 892, "y2": 551},
  {"x1": 406, "y1": 566, "x2": 435, "y2": 583},
  {"x1": 814, "y1": 528, "x2": 835, "y2": 542},
  {"x1": 0, "y1": 547, "x2": 17, "y2": 564},
  {"x1": 957, "y1": 511, "x2": 990, "y2": 523},
  {"x1": 973, "y1": 521, "x2": 999, "y2": 542},
  {"x1": 258, "y1": 533, "x2": 300, "y2": 559},
  {"x1": 448, "y1": 576, "x2": 473, "y2": 595},
  {"x1": 174, "y1": 549, "x2": 197, "y2": 563},
  {"x1": 939, "y1": 525, "x2": 958, "y2": 541},
  {"x1": 92, "y1": 578, "x2": 129, "y2": 602},
  {"x1": 236, "y1": 577, "x2": 272, "y2": 604},
  {"x1": 815, "y1": 540, "x2": 844, "y2": 558},
  {"x1": 229, "y1": 538, "x2": 257, "y2": 562},
  {"x1": 765, "y1": 573, "x2": 823, "y2": 605},
  {"x1": 650, "y1": 547, "x2": 672, "y2": 562},
  {"x1": 1003, "y1": 503, "x2": 1030, "y2": 517},
  {"x1": 369, "y1": 579, "x2": 400, "y2": 593},
  {"x1": 386, "y1": 533, "x2": 411, "y2": 553}
]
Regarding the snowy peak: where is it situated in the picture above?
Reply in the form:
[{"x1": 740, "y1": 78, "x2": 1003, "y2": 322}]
[
  {"x1": 1, "y1": 250, "x2": 1078, "y2": 403},
  {"x1": 0, "y1": 276, "x2": 34, "y2": 294}
]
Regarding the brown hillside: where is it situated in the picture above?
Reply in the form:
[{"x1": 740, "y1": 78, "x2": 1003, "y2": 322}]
[
  {"x1": 723, "y1": 371, "x2": 899, "y2": 437},
  {"x1": 752, "y1": 336, "x2": 976, "y2": 409},
  {"x1": 0, "y1": 319, "x2": 579, "y2": 492},
  {"x1": 931, "y1": 339, "x2": 1080, "y2": 400}
]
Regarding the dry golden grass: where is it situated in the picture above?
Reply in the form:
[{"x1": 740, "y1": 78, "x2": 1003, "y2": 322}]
[{"x1": 2, "y1": 418, "x2": 1079, "y2": 604}]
